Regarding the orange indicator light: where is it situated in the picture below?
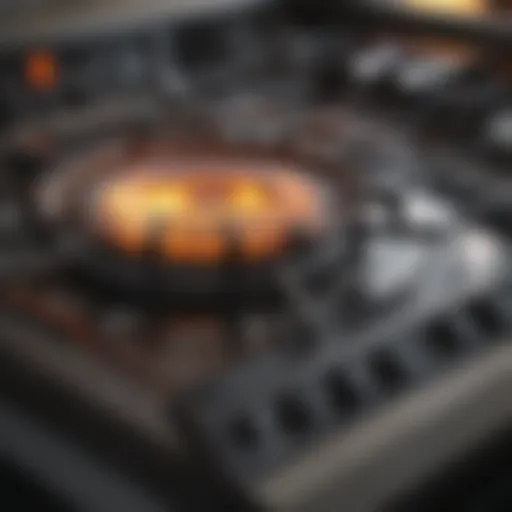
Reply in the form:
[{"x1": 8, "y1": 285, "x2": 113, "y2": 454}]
[{"x1": 25, "y1": 49, "x2": 58, "y2": 91}]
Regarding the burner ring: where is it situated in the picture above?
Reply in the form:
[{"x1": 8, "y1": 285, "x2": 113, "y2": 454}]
[
  {"x1": 36, "y1": 134, "x2": 343, "y2": 297},
  {"x1": 89, "y1": 159, "x2": 327, "y2": 264}
]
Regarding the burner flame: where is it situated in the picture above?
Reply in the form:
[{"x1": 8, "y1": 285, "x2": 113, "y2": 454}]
[
  {"x1": 404, "y1": 0, "x2": 486, "y2": 17},
  {"x1": 93, "y1": 160, "x2": 328, "y2": 263}
]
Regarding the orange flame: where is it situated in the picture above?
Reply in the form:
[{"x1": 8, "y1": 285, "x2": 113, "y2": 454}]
[
  {"x1": 404, "y1": 0, "x2": 486, "y2": 17},
  {"x1": 95, "y1": 165, "x2": 326, "y2": 263}
]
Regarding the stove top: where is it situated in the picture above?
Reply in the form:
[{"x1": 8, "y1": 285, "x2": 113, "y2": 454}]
[
  {"x1": 0, "y1": 101, "x2": 451, "y2": 398},
  {"x1": 1, "y1": 2, "x2": 512, "y2": 512}
]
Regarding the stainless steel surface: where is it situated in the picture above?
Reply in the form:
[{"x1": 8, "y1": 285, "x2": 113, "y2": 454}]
[
  {"x1": 0, "y1": 0, "x2": 264, "y2": 44},
  {"x1": 0, "y1": 310, "x2": 175, "y2": 446},
  {"x1": 249, "y1": 229, "x2": 510, "y2": 511},
  {"x1": 0, "y1": 401, "x2": 169, "y2": 512},
  {"x1": 257, "y1": 338, "x2": 512, "y2": 511}
]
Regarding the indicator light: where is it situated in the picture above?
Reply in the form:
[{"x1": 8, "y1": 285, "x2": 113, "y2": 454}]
[{"x1": 25, "y1": 49, "x2": 59, "y2": 91}]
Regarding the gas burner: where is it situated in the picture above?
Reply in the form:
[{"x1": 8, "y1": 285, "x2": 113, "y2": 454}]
[
  {"x1": 0, "y1": 100, "x2": 461, "y2": 402},
  {"x1": 35, "y1": 132, "x2": 341, "y2": 299},
  {"x1": 92, "y1": 160, "x2": 325, "y2": 263},
  {"x1": 399, "y1": 0, "x2": 488, "y2": 18},
  {"x1": 394, "y1": 0, "x2": 512, "y2": 20}
]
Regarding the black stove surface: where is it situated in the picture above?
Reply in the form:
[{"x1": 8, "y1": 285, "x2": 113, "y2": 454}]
[{"x1": 1, "y1": 2, "x2": 512, "y2": 512}]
